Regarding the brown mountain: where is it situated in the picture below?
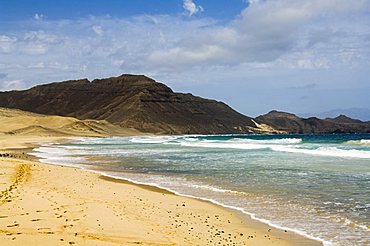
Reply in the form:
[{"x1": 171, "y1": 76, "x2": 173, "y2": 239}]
[
  {"x1": 0, "y1": 74, "x2": 261, "y2": 134},
  {"x1": 256, "y1": 110, "x2": 370, "y2": 134},
  {"x1": 1, "y1": 74, "x2": 369, "y2": 135}
]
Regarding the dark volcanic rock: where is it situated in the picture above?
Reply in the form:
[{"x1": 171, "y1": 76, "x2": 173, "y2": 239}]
[
  {"x1": 256, "y1": 110, "x2": 370, "y2": 134},
  {"x1": 0, "y1": 74, "x2": 256, "y2": 134}
]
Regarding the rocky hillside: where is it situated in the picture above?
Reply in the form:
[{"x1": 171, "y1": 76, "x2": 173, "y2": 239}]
[
  {"x1": 0, "y1": 75, "x2": 260, "y2": 134},
  {"x1": 1, "y1": 74, "x2": 369, "y2": 134},
  {"x1": 256, "y1": 110, "x2": 370, "y2": 134}
]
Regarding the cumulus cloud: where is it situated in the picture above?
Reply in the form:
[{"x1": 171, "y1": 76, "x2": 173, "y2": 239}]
[
  {"x1": 0, "y1": 0, "x2": 369, "y2": 95},
  {"x1": 16, "y1": 31, "x2": 63, "y2": 55},
  {"x1": 183, "y1": 0, "x2": 204, "y2": 16},
  {"x1": 149, "y1": 0, "x2": 370, "y2": 69},
  {"x1": 0, "y1": 15, "x2": 216, "y2": 87}
]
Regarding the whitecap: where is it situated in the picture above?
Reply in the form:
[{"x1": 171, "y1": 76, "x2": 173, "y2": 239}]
[
  {"x1": 345, "y1": 139, "x2": 370, "y2": 146},
  {"x1": 129, "y1": 136, "x2": 180, "y2": 144},
  {"x1": 271, "y1": 146, "x2": 370, "y2": 159},
  {"x1": 229, "y1": 138, "x2": 302, "y2": 145}
]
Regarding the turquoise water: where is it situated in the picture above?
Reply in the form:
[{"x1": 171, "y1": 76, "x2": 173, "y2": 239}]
[{"x1": 32, "y1": 134, "x2": 370, "y2": 245}]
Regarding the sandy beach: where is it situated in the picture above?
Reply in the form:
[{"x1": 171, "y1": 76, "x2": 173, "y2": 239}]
[{"x1": 0, "y1": 108, "x2": 322, "y2": 245}]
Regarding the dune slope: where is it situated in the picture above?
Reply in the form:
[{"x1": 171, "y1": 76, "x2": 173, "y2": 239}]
[{"x1": 0, "y1": 107, "x2": 143, "y2": 149}]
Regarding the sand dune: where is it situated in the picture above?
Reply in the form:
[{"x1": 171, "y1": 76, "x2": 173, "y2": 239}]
[
  {"x1": 5, "y1": 126, "x2": 67, "y2": 136},
  {"x1": 0, "y1": 107, "x2": 143, "y2": 149},
  {"x1": 0, "y1": 107, "x2": 142, "y2": 137}
]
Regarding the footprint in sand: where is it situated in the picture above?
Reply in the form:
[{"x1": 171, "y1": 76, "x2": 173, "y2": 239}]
[{"x1": 7, "y1": 223, "x2": 19, "y2": 227}]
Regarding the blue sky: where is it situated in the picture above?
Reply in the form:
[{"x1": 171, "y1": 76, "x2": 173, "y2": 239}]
[
  {"x1": 1, "y1": 0, "x2": 370, "y2": 118},
  {"x1": 0, "y1": 0, "x2": 246, "y2": 21}
]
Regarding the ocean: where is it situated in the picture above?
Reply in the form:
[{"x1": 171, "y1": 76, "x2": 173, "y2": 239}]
[{"x1": 31, "y1": 134, "x2": 370, "y2": 245}]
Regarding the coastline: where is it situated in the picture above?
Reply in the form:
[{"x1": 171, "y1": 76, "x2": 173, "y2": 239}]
[{"x1": 0, "y1": 136, "x2": 323, "y2": 245}]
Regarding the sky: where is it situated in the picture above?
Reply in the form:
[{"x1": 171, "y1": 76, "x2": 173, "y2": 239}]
[{"x1": 0, "y1": 0, "x2": 370, "y2": 117}]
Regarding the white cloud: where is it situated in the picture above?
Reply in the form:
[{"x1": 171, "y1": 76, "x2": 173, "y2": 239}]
[
  {"x1": 183, "y1": 0, "x2": 204, "y2": 16},
  {"x1": 28, "y1": 62, "x2": 45, "y2": 69},
  {"x1": 247, "y1": 0, "x2": 260, "y2": 4},
  {"x1": 0, "y1": 35, "x2": 17, "y2": 53},
  {"x1": 0, "y1": 1, "x2": 369, "y2": 95},
  {"x1": 14, "y1": 31, "x2": 63, "y2": 56},
  {"x1": 23, "y1": 31, "x2": 61, "y2": 45},
  {"x1": 21, "y1": 44, "x2": 48, "y2": 55},
  {"x1": 0, "y1": 15, "x2": 215, "y2": 87},
  {"x1": 149, "y1": 0, "x2": 370, "y2": 70},
  {"x1": 0, "y1": 80, "x2": 25, "y2": 90},
  {"x1": 34, "y1": 13, "x2": 44, "y2": 20},
  {"x1": 92, "y1": 25, "x2": 104, "y2": 36}
]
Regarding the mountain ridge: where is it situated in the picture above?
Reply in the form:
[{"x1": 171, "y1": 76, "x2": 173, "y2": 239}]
[
  {"x1": 300, "y1": 108, "x2": 370, "y2": 122},
  {"x1": 1, "y1": 74, "x2": 369, "y2": 134},
  {"x1": 0, "y1": 74, "x2": 259, "y2": 134},
  {"x1": 256, "y1": 110, "x2": 370, "y2": 134}
]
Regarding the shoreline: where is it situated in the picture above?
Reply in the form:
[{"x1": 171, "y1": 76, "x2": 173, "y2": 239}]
[
  {"x1": 33, "y1": 136, "x2": 329, "y2": 245},
  {"x1": 0, "y1": 136, "x2": 323, "y2": 245},
  {"x1": 99, "y1": 174, "x2": 327, "y2": 245}
]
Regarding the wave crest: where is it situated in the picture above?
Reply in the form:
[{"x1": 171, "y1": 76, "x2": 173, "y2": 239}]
[{"x1": 345, "y1": 139, "x2": 370, "y2": 146}]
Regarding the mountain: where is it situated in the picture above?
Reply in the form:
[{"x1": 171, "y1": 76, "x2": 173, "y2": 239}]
[
  {"x1": 1, "y1": 74, "x2": 369, "y2": 135},
  {"x1": 256, "y1": 110, "x2": 370, "y2": 134},
  {"x1": 0, "y1": 74, "x2": 262, "y2": 134},
  {"x1": 300, "y1": 108, "x2": 370, "y2": 121},
  {"x1": 325, "y1": 115, "x2": 363, "y2": 124}
]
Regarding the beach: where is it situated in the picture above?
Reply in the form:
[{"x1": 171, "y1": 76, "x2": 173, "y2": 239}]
[
  {"x1": 29, "y1": 134, "x2": 370, "y2": 245},
  {"x1": 2, "y1": 0, "x2": 369, "y2": 244},
  {"x1": 0, "y1": 135, "x2": 322, "y2": 245}
]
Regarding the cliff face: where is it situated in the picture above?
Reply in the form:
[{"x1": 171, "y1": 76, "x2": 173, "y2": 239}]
[
  {"x1": 0, "y1": 74, "x2": 256, "y2": 134},
  {"x1": 256, "y1": 110, "x2": 370, "y2": 134}
]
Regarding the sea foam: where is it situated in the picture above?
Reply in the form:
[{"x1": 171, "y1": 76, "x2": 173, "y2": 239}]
[
  {"x1": 346, "y1": 139, "x2": 370, "y2": 146},
  {"x1": 176, "y1": 138, "x2": 370, "y2": 159}
]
